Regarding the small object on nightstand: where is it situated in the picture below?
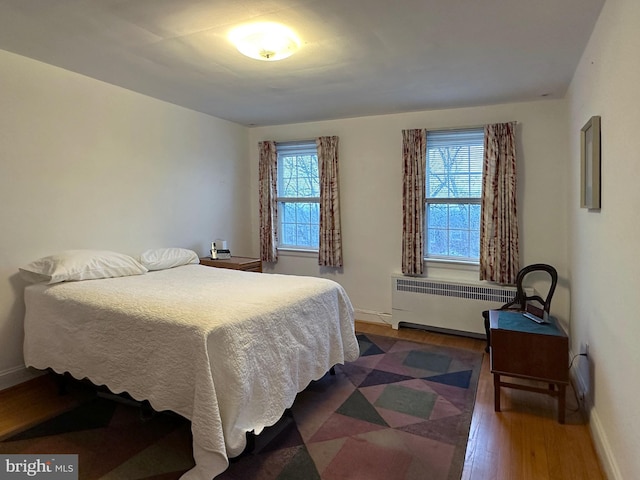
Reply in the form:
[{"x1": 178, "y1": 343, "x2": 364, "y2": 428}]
[
  {"x1": 211, "y1": 240, "x2": 230, "y2": 259},
  {"x1": 523, "y1": 312, "x2": 548, "y2": 324},
  {"x1": 215, "y1": 249, "x2": 231, "y2": 260}
]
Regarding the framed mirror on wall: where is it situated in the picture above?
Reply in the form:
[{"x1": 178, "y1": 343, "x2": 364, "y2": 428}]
[{"x1": 580, "y1": 115, "x2": 601, "y2": 209}]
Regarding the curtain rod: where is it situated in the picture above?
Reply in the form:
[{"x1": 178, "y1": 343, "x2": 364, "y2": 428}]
[{"x1": 419, "y1": 121, "x2": 518, "y2": 132}]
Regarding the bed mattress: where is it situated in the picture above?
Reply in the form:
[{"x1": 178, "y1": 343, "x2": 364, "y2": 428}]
[{"x1": 23, "y1": 264, "x2": 359, "y2": 479}]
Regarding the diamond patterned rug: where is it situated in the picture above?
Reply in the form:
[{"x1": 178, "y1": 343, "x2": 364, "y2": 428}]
[{"x1": 0, "y1": 333, "x2": 482, "y2": 480}]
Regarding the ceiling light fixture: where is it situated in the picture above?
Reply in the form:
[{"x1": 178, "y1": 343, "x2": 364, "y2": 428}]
[{"x1": 229, "y1": 22, "x2": 300, "y2": 61}]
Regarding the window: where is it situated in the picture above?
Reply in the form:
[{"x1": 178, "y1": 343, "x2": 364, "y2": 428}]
[
  {"x1": 276, "y1": 141, "x2": 320, "y2": 250},
  {"x1": 425, "y1": 128, "x2": 484, "y2": 262}
]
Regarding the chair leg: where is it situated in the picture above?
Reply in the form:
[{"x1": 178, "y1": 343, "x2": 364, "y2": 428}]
[
  {"x1": 493, "y1": 373, "x2": 501, "y2": 411},
  {"x1": 482, "y1": 310, "x2": 490, "y2": 353}
]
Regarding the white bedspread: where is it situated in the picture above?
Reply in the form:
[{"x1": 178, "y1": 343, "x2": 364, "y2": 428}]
[{"x1": 23, "y1": 265, "x2": 359, "y2": 479}]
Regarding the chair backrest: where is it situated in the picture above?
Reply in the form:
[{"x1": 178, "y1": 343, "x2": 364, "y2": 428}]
[{"x1": 503, "y1": 264, "x2": 558, "y2": 317}]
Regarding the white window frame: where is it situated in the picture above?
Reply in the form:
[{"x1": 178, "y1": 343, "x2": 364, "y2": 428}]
[
  {"x1": 425, "y1": 128, "x2": 484, "y2": 263},
  {"x1": 276, "y1": 141, "x2": 320, "y2": 251}
]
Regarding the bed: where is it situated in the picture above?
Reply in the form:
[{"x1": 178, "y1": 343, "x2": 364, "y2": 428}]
[{"x1": 22, "y1": 260, "x2": 359, "y2": 480}]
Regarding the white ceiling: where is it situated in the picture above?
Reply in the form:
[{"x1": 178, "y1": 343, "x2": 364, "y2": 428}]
[{"x1": 0, "y1": 0, "x2": 604, "y2": 126}]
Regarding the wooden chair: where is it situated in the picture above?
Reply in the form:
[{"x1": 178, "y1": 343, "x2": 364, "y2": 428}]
[{"x1": 482, "y1": 264, "x2": 558, "y2": 352}]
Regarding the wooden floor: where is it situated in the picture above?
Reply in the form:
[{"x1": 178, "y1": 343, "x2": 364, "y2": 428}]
[
  {"x1": 0, "y1": 374, "x2": 81, "y2": 441},
  {"x1": 0, "y1": 321, "x2": 605, "y2": 480}
]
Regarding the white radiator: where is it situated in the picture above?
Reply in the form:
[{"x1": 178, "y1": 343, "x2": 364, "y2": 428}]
[{"x1": 391, "y1": 276, "x2": 530, "y2": 338}]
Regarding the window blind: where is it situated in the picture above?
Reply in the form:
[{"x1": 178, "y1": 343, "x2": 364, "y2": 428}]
[
  {"x1": 426, "y1": 128, "x2": 484, "y2": 148},
  {"x1": 276, "y1": 140, "x2": 317, "y2": 156}
]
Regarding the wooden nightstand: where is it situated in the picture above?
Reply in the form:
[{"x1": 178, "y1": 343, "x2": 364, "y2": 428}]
[
  {"x1": 199, "y1": 256, "x2": 262, "y2": 273},
  {"x1": 489, "y1": 310, "x2": 569, "y2": 423}
]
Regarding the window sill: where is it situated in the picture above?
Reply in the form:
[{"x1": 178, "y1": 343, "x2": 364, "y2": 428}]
[
  {"x1": 424, "y1": 258, "x2": 479, "y2": 272},
  {"x1": 277, "y1": 248, "x2": 318, "y2": 258}
]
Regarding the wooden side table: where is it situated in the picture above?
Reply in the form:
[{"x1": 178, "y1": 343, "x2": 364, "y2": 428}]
[
  {"x1": 489, "y1": 310, "x2": 569, "y2": 423},
  {"x1": 199, "y1": 256, "x2": 262, "y2": 273}
]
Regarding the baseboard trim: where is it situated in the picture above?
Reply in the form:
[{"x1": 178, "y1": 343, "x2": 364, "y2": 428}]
[
  {"x1": 569, "y1": 351, "x2": 621, "y2": 480},
  {"x1": 354, "y1": 309, "x2": 393, "y2": 326},
  {"x1": 0, "y1": 365, "x2": 42, "y2": 391},
  {"x1": 589, "y1": 404, "x2": 623, "y2": 480}
]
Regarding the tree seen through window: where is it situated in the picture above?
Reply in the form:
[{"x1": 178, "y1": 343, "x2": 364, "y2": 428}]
[
  {"x1": 426, "y1": 129, "x2": 484, "y2": 260},
  {"x1": 277, "y1": 142, "x2": 320, "y2": 249}
]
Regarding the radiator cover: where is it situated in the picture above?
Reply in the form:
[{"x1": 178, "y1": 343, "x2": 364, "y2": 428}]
[{"x1": 391, "y1": 276, "x2": 527, "y2": 338}]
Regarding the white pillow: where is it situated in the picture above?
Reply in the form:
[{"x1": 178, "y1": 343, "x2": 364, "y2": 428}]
[
  {"x1": 19, "y1": 250, "x2": 148, "y2": 284},
  {"x1": 139, "y1": 248, "x2": 200, "y2": 271}
]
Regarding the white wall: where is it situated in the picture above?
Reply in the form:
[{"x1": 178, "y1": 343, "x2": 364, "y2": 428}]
[
  {"x1": 567, "y1": 0, "x2": 640, "y2": 478},
  {"x1": 0, "y1": 49, "x2": 250, "y2": 388},
  {"x1": 248, "y1": 100, "x2": 570, "y2": 328}
]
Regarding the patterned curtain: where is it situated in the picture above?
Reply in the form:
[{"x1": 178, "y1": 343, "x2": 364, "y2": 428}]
[
  {"x1": 401, "y1": 129, "x2": 426, "y2": 276},
  {"x1": 479, "y1": 122, "x2": 520, "y2": 284},
  {"x1": 258, "y1": 141, "x2": 278, "y2": 263},
  {"x1": 317, "y1": 136, "x2": 343, "y2": 267}
]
